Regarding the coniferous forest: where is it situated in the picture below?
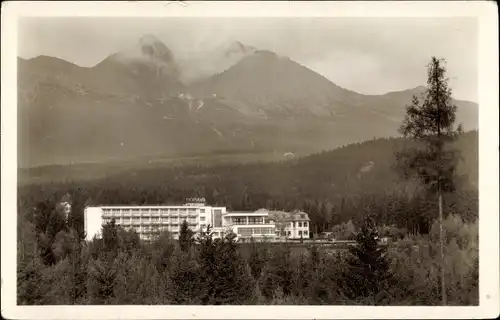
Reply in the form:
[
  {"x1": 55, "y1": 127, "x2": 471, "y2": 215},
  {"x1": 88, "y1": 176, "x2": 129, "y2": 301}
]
[
  {"x1": 17, "y1": 132, "x2": 479, "y2": 305},
  {"x1": 16, "y1": 57, "x2": 479, "y2": 305}
]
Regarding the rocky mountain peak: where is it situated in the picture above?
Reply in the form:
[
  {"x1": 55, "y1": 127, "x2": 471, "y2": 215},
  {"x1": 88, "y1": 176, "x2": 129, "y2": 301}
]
[
  {"x1": 138, "y1": 34, "x2": 174, "y2": 63},
  {"x1": 224, "y1": 41, "x2": 257, "y2": 57}
]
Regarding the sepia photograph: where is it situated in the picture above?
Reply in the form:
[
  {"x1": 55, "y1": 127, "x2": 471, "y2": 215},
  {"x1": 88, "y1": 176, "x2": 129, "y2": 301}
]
[{"x1": 1, "y1": 1, "x2": 499, "y2": 319}]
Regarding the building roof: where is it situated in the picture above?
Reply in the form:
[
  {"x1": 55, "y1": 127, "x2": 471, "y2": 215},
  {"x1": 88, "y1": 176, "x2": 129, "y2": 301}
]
[
  {"x1": 291, "y1": 211, "x2": 311, "y2": 221},
  {"x1": 268, "y1": 210, "x2": 310, "y2": 222},
  {"x1": 224, "y1": 211, "x2": 269, "y2": 217},
  {"x1": 86, "y1": 205, "x2": 221, "y2": 210},
  {"x1": 224, "y1": 208, "x2": 271, "y2": 216}
]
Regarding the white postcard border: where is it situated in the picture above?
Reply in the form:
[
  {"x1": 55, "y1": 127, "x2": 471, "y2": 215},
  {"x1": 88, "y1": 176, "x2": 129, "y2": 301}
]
[{"x1": 1, "y1": 1, "x2": 498, "y2": 319}]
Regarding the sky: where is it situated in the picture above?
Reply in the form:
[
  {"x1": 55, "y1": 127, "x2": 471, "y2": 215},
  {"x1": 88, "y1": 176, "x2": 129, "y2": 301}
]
[{"x1": 18, "y1": 17, "x2": 478, "y2": 102}]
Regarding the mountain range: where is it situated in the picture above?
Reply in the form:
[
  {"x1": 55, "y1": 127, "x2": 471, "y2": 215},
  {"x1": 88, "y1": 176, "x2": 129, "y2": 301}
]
[{"x1": 18, "y1": 35, "x2": 478, "y2": 168}]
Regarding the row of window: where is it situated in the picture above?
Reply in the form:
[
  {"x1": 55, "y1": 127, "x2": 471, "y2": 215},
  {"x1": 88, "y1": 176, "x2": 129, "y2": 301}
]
[
  {"x1": 277, "y1": 230, "x2": 309, "y2": 237},
  {"x1": 102, "y1": 208, "x2": 205, "y2": 215},
  {"x1": 103, "y1": 212, "x2": 201, "y2": 217},
  {"x1": 102, "y1": 208, "x2": 200, "y2": 213},
  {"x1": 140, "y1": 231, "x2": 225, "y2": 240},
  {"x1": 237, "y1": 227, "x2": 275, "y2": 236},
  {"x1": 136, "y1": 226, "x2": 179, "y2": 231},
  {"x1": 104, "y1": 217, "x2": 202, "y2": 223},
  {"x1": 104, "y1": 218, "x2": 184, "y2": 224},
  {"x1": 287, "y1": 222, "x2": 308, "y2": 228},
  {"x1": 248, "y1": 217, "x2": 265, "y2": 224},
  {"x1": 140, "y1": 231, "x2": 179, "y2": 237},
  {"x1": 106, "y1": 220, "x2": 203, "y2": 228},
  {"x1": 128, "y1": 228, "x2": 226, "y2": 237},
  {"x1": 121, "y1": 224, "x2": 186, "y2": 228},
  {"x1": 232, "y1": 217, "x2": 247, "y2": 225},
  {"x1": 228, "y1": 219, "x2": 308, "y2": 227},
  {"x1": 122, "y1": 225, "x2": 204, "y2": 232},
  {"x1": 230, "y1": 217, "x2": 272, "y2": 225},
  {"x1": 103, "y1": 208, "x2": 206, "y2": 212}
]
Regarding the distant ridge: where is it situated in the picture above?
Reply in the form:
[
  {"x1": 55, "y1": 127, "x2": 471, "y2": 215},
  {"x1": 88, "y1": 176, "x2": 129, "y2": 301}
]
[{"x1": 17, "y1": 36, "x2": 478, "y2": 168}]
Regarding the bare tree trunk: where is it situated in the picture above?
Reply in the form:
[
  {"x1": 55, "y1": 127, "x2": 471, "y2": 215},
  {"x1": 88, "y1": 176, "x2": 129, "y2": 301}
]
[
  {"x1": 72, "y1": 230, "x2": 76, "y2": 304},
  {"x1": 439, "y1": 190, "x2": 446, "y2": 305},
  {"x1": 435, "y1": 61, "x2": 446, "y2": 306}
]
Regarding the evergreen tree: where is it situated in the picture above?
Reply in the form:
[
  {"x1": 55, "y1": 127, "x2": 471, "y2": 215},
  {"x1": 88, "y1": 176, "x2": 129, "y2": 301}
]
[
  {"x1": 151, "y1": 230, "x2": 176, "y2": 274},
  {"x1": 343, "y1": 215, "x2": 392, "y2": 304},
  {"x1": 67, "y1": 229, "x2": 87, "y2": 304},
  {"x1": 33, "y1": 199, "x2": 57, "y2": 235},
  {"x1": 37, "y1": 232, "x2": 56, "y2": 266},
  {"x1": 87, "y1": 257, "x2": 118, "y2": 304},
  {"x1": 179, "y1": 220, "x2": 194, "y2": 253},
  {"x1": 214, "y1": 232, "x2": 254, "y2": 304},
  {"x1": 85, "y1": 219, "x2": 120, "y2": 304},
  {"x1": 17, "y1": 255, "x2": 45, "y2": 305},
  {"x1": 397, "y1": 56, "x2": 462, "y2": 305},
  {"x1": 68, "y1": 192, "x2": 87, "y2": 242},
  {"x1": 39, "y1": 258, "x2": 77, "y2": 305},
  {"x1": 196, "y1": 225, "x2": 218, "y2": 303},
  {"x1": 18, "y1": 221, "x2": 38, "y2": 266},
  {"x1": 305, "y1": 246, "x2": 333, "y2": 304},
  {"x1": 113, "y1": 252, "x2": 165, "y2": 304},
  {"x1": 102, "y1": 219, "x2": 119, "y2": 259},
  {"x1": 248, "y1": 239, "x2": 266, "y2": 280},
  {"x1": 117, "y1": 228, "x2": 141, "y2": 257},
  {"x1": 291, "y1": 252, "x2": 310, "y2": 300},
  {"x1": 31, "y1": 198, "x2": 69, "y2": 265},
  {"x1": 197, "y1": 230, "x2": 254, "y2": 304},
  {"x1": 169, "y1": 250, "x2": 203, "y2": 304},
  {"x1": 310, "y1": 245, "x2": 320, "y2": 270},
  {"x1": 46, "y1": 205, "x2": 69, "y2": 240},
  {"x1": 260, "y1": 243, "x2": 293, "y2": 299}
]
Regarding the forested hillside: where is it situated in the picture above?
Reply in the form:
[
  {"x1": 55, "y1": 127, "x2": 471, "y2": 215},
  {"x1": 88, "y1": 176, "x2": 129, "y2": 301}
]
[
  {"x1": 18, "y1": 131, "x2": 478, "y2": 236},
  {"x1": 17, "y1": 130, "x2": 479, "y2": 306}
]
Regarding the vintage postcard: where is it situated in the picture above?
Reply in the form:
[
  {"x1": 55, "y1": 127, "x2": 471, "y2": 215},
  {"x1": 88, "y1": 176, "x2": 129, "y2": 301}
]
[{"x1": 1, "y1": 1, "x2": 499, "y2": 319}]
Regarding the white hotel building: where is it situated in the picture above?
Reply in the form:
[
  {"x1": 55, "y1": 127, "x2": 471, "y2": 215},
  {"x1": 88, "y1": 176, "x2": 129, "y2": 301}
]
[{"x1": 84, "y1": 198, "x2": 310, "y2": 241}]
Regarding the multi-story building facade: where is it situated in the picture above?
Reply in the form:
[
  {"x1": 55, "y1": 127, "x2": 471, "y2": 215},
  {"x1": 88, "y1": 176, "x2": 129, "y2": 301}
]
[
  {"x1": 84, "y1": 198, "x2": 226, "y2": 241},
  {"x1": 269, "y1": 210, "x2": 311, "y2": 239},
  {"x1": 221, "y1": 209, "x2": 276, "y2": 241},
  {"x1": 84, "y1": 199, "x2": 310, "y2": 241}
]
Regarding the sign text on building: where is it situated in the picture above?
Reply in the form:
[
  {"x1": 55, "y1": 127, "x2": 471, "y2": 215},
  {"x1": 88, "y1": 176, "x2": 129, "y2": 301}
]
[{"x1": 185, "y1": 197, "x2": 206, "y2": 205}]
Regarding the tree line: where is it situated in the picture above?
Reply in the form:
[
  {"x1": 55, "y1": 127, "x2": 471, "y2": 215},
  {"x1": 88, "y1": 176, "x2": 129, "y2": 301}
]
[
  {"x1": 18, "y1": 207, "x2": 478, "y2": 305},
  {"x1": 18, "y1": 130, "x2": 478, "y2": 239}
]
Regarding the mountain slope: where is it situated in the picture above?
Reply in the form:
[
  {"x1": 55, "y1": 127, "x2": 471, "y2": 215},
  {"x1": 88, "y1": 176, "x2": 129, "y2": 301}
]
[
  {"x1": 190, "y1": 49, "x2": 477, "y2": 128},
  {"x1": 190, "y1": 50, "x2": 365, "y2": 117},
  {"x1": 358, "y1": 86, "x2": 478, "y2": 131},
  {"x1": 17, "y1": 38, "x2": 478, "y2": 168},
  {"x1": 178, "y1": 40, "x2": 257, "y2": 85}
]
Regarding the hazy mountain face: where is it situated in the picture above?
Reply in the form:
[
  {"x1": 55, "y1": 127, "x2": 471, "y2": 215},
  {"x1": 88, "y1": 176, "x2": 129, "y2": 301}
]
[
  {"x1": 98, "y1": 34, "x2": 180, "y2": 79},
  {"x1": 177, "y1": 40, "x2": 257, "y2": 85},
  {"x1": 17, "y1": 36, "x2": 478, "y2": 168},
  {"x1": 189, "y1": 49, "x2": 367, "y2": 117}
]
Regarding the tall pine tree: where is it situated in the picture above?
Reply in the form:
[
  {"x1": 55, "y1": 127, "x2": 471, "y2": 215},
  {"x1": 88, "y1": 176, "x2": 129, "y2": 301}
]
[{"x1": 397, "y1": 56, "x2": 462, "y2": 305}]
